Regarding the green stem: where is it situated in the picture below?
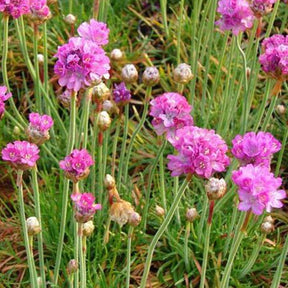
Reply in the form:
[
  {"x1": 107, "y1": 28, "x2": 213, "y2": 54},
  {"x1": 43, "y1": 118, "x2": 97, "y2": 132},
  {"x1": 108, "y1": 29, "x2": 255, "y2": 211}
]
[
  {"x1": 31, "y1": 167, "x2": 46, "y2": 288},
  {"x1": 184, "y1": 222, "x2": 191, "y2": 272},
  {"x1": 198, "y1": 196, "x2": 209, "y2": 241},
  {"x1": 111, "y1": 120, "x2": 121, "y2": 178},
  {"x1": 275, "y1": 126, "x2": 288, "y2": 177},
  {"x1": 17, "y1": 170, "x2": 38, "y2": 288},
  {"x1": 2, "y1": 16, "x2": 26, "y2": 128},
  {"x1": 270, "y1": 234, "x2": 288, "y2": 288},
  {"x1": 160, "y1": 0, "x2": 169, "y2": 37},
  {"x1": 159, "y1": 154, "x2": 166, "y2": 212},
  {"x1": 82, "y1": 236, "x2": 87, "y2": 288},
  {"x1": 74, "y1": 222, "x2": 79, "y2": 288},
  {"x1": 239, "y1": 234, "x2": 265, "y2": 278},
  {"x1": 124, "y1": 87, "x2": 152, "y2": 183},
  {"x1": 69, "y1": 0, "x2": 73, "y2": 13},
  {"x1": 126, "y1": 226, "x2": 134, "y2": 288},
  {"x1": 261, "y1": 94, "x2": 278, "y2": 131},
  {"x1": 173, "y1": 176, "x2": 181, "y2": 225},
  {"x1": 33, "y1": 24, "x2": 41, "y2": 112},
  {"x1": 139, "y1": 177, "x2": 191, "y2": 288},
  {"x1": 117, "y1": 104, "x2": 129, "y2": 185},
  {"x1": 54, "y1": 92, "x2": 77, "y2": 285},
  {"x1": 176, "y1": 0, "x2": 184, "y2": 64}
]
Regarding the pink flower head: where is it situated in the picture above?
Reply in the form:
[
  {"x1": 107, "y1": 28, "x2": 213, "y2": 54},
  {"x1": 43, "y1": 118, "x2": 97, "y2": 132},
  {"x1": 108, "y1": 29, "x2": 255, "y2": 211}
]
[
  {"x1": 26, "y1": 113, "x2": 54, "y2": 145},
  {"x1": 72, "y1": 192, "x2": 101, "y2": 222},
  {"x1": 29, "y1": 0, "x2": 51, "y2": 22},
  {"x1": 149, "y1": 92, "x2": 193, "y2": 139},
  {"x1": 0, "y1": 85, "x2": 12, "y2": 119},
  {"x1": 59, "y1": 149, "x2": 94, "y2": 182},
  {"x1": 167, "y1": 126, "x2": 230, "y2": 178},
  {"x1": 232, "y1": 164, "x2": 286, "y2": 215},
  {"x1": 215, "y1": 0, "x2": 255, "y2": 35},
  {"x1": 2, "y1": 140, "x2": 40, "y2": 170},
  {"x1": 113, "y1": 82, "x2": 131, "y2": 104},
  {"x1": 259, "y1": 34, "x2": 288, "y2": 80},
  {"x1": 54, "y1": 37, "x2": 110, "y2": 92},
  {"x1": 232, "y1": 131, "x2": 281, "y2": 167},
  {"x1": 77, "y1": 19, "x2": 109, "y2": 46},
  {"x1": 249, "y1": 0, "x2": 277, "y2": 17},
  {"x1": 0, "y1": 0, "x2": 29, "y2": 18}
]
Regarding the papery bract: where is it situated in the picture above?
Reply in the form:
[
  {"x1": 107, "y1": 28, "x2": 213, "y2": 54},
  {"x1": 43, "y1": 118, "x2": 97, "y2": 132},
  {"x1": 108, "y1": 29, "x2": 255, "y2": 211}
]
[{"x1": 232, "y1": 164, "x2": 286, "y2": 215}]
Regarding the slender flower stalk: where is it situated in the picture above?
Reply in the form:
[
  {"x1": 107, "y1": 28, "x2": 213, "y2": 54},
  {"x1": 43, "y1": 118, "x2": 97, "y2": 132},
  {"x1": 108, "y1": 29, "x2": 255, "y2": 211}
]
[
  {"x1": 17, "y1": 170, "x2": 38, "y2": 288},
  {"x1": 160, "y1": 0, "x2": 169, "y2": 37},
  {"x1": 54, "y1": 92, "x2": 77, "y2": 285},
  {"x1": 31, "y1": 167, "x2": 46, "y2": 288},
  {"x1": 123, "y1": 86, "x2": 152, "y2": 183},
  {"x1": 126, "y1": 226, "x2": 134, "y2": 288},
  {"x1": 139, "y1": 177, "x2": 191, "y2": 288}
]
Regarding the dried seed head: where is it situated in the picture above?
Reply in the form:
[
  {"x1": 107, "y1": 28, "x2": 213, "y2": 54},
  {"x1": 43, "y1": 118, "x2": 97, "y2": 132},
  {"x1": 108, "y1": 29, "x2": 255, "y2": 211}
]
[
  {"x1": 205, "y1": 178, "x2": 226, "y2": 201},
  {"x1": 104, "y1": 174, "x2": 116, "y2": 190},
  {"x1": 142, "y1": 66, "x2": 160, "y2": 86},
  {"x1": 26, "y1": 217, "x2": 41, "y2": 236},
  {"x1": 264, "y1": 215, "x2": 274, "y2": 224},
  {"x1": 97, "y1": 111, "x2": 111, "y2": 131},
  {"x1": 121, "y1": 64, "x2": 138, "y2": 84},
  {"x1": 173, "y1": 63, "x2": 193, "y2": 84},
  {"x1": 92, "y1": 82, "x2": 110, "y2": 101},
  {"x1": 82, "y1": 220, "x2": 95, "y2": 237},
  {"x1": 110, "y1": 200, "x2": 134, "y2": 227},
  {"x1": 37, "y1": 54, "x2": 44, "y2": 64},
  {"x1": 64, "y1": 14, "x2": 76, "y2": 25},
  {"x1": 103, "y1": 100, "x2": 119, "y2": 115},
  {"x1": 111, "y1": 49, "x2": 124, "y2": 61},
  {"x1": 261, "y1": 221, "x2": 274, "y2": 234},
  {"x1": 186, "y1": 208, "x2": 199, "y2": 222},
  {"x1": 276, "y1": 104, "x2": 286, "y2": 115},
  {"x1": 129, "y1": 211, "x2": 141, "y2": 227},
  {"x1": 67, "y1": 259, "x2": 78, "y2": 274},
  {"x1": 155, "y1": 205, "x2": 165, "y2": 217}
]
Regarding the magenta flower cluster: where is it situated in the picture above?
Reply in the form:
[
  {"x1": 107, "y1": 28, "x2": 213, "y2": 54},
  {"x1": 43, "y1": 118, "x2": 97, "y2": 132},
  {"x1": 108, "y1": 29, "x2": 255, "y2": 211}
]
[
  {"x1": 0, "y1": 85, "x2": 12, "y2": 119},
  {"x1": 249, "y1": 0, "x2": 276, "y2": 17},
  {"x1": 113, "y1": 82, "x2": 131, "y2": 104},
  {"x1": 2, "y1": 140, "x2": 40, "y2": 170},
  {"x1": 215, "y1": 0, "x2": 255, "y2": 35},
  {"x1": 167, "y1": 126, "x2": 230, "y2": 178},
  {"x1": 232, "y1": 164, "x2": 286, "y2": 215},
  {"x1": 149, "y1": 92, "x2": 193, "y2": 139},
  {"x1": 72, "y1": 193, "x2": 101, "y2": 222},
  {"x1": 232, "y1": 131, "x2": 281, "y2": 167},
  {"x1": 0, "y1": 0, "x2": 29, "y2": 18},
  {"x1": 28, "y1": 112, "x2": 54, "y2": 133},
  {"x1": 59, "y1": 149, "x2": 94, "y2": 182},
  {"x1": 29, "y1": 0, "x2": 50, "y2": 20},
  {"x1": 77, "y1": 19, "x2": 109, "y2": 46},
  {"x1": 259, "y1": 34, "x2": 288, "y2": 80}
]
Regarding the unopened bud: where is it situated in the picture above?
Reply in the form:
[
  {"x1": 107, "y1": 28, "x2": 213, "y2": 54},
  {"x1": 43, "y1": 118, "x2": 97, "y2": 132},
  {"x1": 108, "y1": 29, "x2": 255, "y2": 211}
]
[
  {"x1": 186, "y1": 208, "x2": 199, "y2": 222},
  {"x1": 104, "y1": 174, "x2": 116, "y2": 190},
  {"x1": 58, "y1": 90, "x2": 71, "y2": 109},
  {"x1": 83, "y1": 220, "x2": 95, "y2": 237},
  {"x1": 37, "y1": 277, "x2": 42, "y2": 287},
  {"x1": 37, "y1": 54, "x2": 44, "y2": 64},
  {"x1": 67, "y1": 259, "x2": 78, "y2": 274},
  {"x1": 103, "y1": 100, "x2": 119, "y2": 115},
  {"x1": 155, "y1": 205, "x2": 165, "y2": 217},
  {"x1": 13, "y1": 126, "x2": 21, "y2": 135},
  {"x1": 142, "y1": 66, "x2": 160, "y2": 86},
  {"x1": 121, "y1": 64, "x2": 138, "y2": 84},
  {"x1": 64, "y1": 14, "x2": 76, "y2": 25},
  {"x1": 173, "y1": 63, "x2": 193, "y2": 84},
  {"x1": 205, "y1": 178, "x2": 226, "y2": 201},
  {"x1": 129, "y1": 211, "x2": 141, "y2": 227},
  {"x1": 261, "y1": 221, "x2": 274, "y2": 234},
  {"x1": 264, "y1": 215, "x2": 274, "y2": 224},
  {"x1": 92, "y1": 82, "x2": 110, "y2": 101},
  {"x1": 26, "y1": 217, "x2": 41, "y2": 236},
  {"x1": 97, "y1": 111, "x2": 111, "y2": 131},
  {"x1": 111, "y1": 49, "x2": 124, "y2": 61},
  {"x1": 276, "y1": 104, "x2": 286, "y2": 115},
  {"x1": 246, "y1": 67, "x2": 251, "y2": 78}
]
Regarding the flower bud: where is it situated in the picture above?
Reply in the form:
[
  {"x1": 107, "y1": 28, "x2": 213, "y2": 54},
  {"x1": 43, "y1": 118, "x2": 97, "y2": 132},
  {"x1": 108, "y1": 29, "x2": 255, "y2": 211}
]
[
  {"x1": 104, "y1": 174, "x2": 116, "y2": 190},
  {"x1": 264, "y1": 215, "x2": 274, "y2": 224},
  {"x1": 261, "y1": 221, "x2": 274, "y2": 234},
  {"x1": 26, "y1": 217, "x2": 41, "y2": 236},
  {"x1": 97, "y1": 111, "x2": 111, "y2": 131},
  {"x1": 58, "y1": 90, "x2": 71, "y2": 109},
  {"x1": 246, "y1": 67, "x2": 251, "y2": 78},
  {"x1": 110, "y1": 200, "x2": 134, "y2": 227},
  {"x1": 111, "y1": 49, "x2": 124, "y2": 61},
  {"x1": 276, "y1": 104, "x2": 286, "y2": 115},
  {"x1": 155, "y1": 205, "x2": 165, "y2": 217},
  {"x1": 83, "y1": 220, "x2": 95, "y2": 237},
  {"x1": 37, "y1": 54, "x2": 44, "y2": 64},
  {"x1": 67, "y1": 259, "x2": 78, "y2": 275},
  {"x1": 205, "y1": 178, "x2": 226, "y2": 201},
  {"x1": 186, "y1": 208, "x2": 199, "y2": 222},
  {"x1": 142, "y1": 66, "x2": 160, "y2": 86},
  {"x1": 129, "y1": 211, "x2": 141, "y2": 227},
  {"x1": 37, "y1": 277, "x2": 42, "y2": 287},
  {"x1": 121, "y1": 64, "x2": 138, "y2": 84},
  {"x1": 13, "y1": 126, "x2": 21, "y2": 136},
  {"x1": 92, "y1": 82, "x2": 110, "y2": 101},
  {"x1": 173, "y1": 63, "x2": 193, "y2": 84},
  {"x1": 103, "y1": 100, "x2": 119, "y2": 115},
  {"x1": 64, "y1": 14, "x2": 76, "y2": 25}
]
